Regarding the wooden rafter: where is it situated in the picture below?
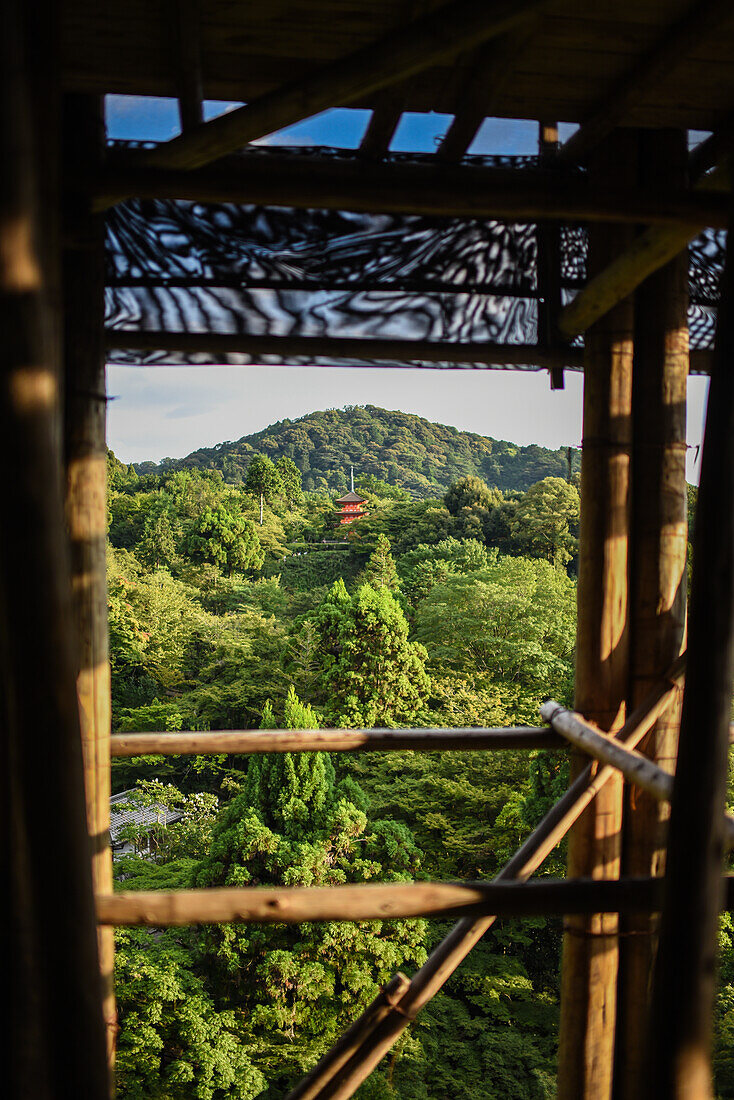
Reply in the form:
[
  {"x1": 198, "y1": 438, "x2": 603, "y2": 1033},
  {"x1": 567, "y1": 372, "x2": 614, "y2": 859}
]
[
  {"x1": 140, "y1": 0, "x2": 550, "y2": 171},
  {"x1": 435, "y1": 32, "x2": 528, "y2": 162},
  {"x1": 558, "y1": 163, "x2": 729, "y2": 338},
  {"x1": 103, "y1": 330, "x2": 583, "y2": 370},
  {"x1": 93, "y1": 150, "x2": 732, "y2": 225},
  {"x1": 358, "y1": 93, "x2": 404, "y2": 159},
  {"x1": 557, "y1": 0, "x2": 734, "y2": 166},
  {"x1": 171, "y1": 0, "x2": 204, "y2": 132}
]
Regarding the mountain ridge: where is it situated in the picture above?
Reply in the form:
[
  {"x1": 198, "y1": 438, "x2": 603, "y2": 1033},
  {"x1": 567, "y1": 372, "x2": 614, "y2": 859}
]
[{"x1": 133, "y1": 405, "x2": 578, "y2": 498}]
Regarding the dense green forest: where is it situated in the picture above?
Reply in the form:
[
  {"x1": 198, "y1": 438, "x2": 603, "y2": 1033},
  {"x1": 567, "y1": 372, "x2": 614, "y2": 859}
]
[
  {"x1": 107, "y1": 435, "x2": 731, "y2": 1100},
  {"x1": 133, "y1": 405, "x2": 581, "y2": 498}
]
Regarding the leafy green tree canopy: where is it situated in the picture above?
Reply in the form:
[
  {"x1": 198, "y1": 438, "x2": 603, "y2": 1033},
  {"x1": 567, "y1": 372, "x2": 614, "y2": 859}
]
[{"x1": 312, "y1": 579, "x2": 430, "y2": 727}]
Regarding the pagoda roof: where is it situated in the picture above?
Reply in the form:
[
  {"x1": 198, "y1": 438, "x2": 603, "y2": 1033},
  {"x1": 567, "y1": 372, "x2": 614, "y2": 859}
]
[{"x1": 335, "y1": 491, "x2": 367, "y2": 503}]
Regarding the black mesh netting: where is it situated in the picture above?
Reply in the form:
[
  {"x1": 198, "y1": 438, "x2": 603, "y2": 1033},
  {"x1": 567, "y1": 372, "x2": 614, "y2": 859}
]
[{"x1": 104, "y1": 146, "x2": 722, "y2": 371}]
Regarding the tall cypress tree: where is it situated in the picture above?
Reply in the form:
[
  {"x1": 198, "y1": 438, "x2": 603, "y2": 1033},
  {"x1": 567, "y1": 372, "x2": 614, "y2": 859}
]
[
  {"x1": 312, "y1": 579, "x2": 431, "y2": 727},
  {"x1": 195, "y1": 688, "x2": 427, "y2": 1091}
]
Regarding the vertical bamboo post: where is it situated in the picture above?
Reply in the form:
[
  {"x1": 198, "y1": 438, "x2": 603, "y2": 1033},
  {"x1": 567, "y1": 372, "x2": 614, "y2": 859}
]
[
  {"x1": 614, "y1": 129, "x2": 689, "y2": 1100},
  {"x1": 1, "y1": 1, "x2": 109, "y2": 1096},
  {"x1": 557, "y1": 131, "x2": 636, "y2": 1100},
  {"x1": 646, "y1": 197, "x2": 734, "y2": 1099},
  {"x1": 62, "y1": 93, "x2": 117, "y2": 1069}
]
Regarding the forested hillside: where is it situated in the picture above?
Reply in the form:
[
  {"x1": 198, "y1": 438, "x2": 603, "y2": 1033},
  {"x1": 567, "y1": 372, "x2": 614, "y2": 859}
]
[
  {"x1": 134, "y1": 405, "x2": 580, "y2": 497},
  {"x1": 107, "y1": 451, "x2": 727, "y2": 1100}
]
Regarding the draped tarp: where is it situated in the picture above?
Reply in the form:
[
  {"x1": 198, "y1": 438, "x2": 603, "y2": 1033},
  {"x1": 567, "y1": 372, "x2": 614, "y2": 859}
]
[{"x1": 104, "y1": 146, "x2": 722, "y2": 370}]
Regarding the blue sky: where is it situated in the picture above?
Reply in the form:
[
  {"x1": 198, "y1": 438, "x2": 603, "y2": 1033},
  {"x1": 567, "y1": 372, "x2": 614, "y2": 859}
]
[{"x1": 105, "y1": 96, "x2": 709, "y2": 479}]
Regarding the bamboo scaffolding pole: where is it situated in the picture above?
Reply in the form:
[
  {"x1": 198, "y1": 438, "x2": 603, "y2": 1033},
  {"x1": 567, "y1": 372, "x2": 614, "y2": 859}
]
[
  {"x1": 540, "y1": 703, "x2": 734, "y2": 850},
  {"x1": 110, "y1": 725, "x2": 563, "y2": 757},
  {"x1": 97, "y1": 876, "x2": 734, "y2": 928},
  {"x1": 63, "y1": 93, "x2": 117, "y2": 1073},
  {"x1": 647, "y1": 192, "x2": 734, "y2": 1100},
  {"x1": 139, "y1": 0, "x2": 548, "y2": 172},
  {"x1": 288, "y1": 974, "x2": 411, "y2": 1100},
  {"x1": 281, "y1": 656, "x2": 685, "y2": 1100},
  {"x1": 556, "y1": 130, "x2": 635, "y2": 1100},
  {"x1": 1, "y1": 4, "x2": 109, "y2": 1094},
  {"x1": 615, "y1": 128, "x2": 689, "y2": 1100},
  {"x1": 93, "y1": 151, "x2": 731, "y2": 226}
]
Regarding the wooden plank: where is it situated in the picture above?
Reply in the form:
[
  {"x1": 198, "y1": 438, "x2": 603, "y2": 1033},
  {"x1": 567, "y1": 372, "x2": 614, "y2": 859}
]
[
  {"x1": 93, "y1": 149, "x2": 731, "y2": 225},
  {"x1": 96, "y1": 876, "x2": 734, "y2": 928},
  {"x1": 171, "y1": 0, "x2": 203, "y2": 132},
  {"x1": 138, "y1": 0, "x2": 551, "y2": 170},
  {"x1": 103, "y1": 331, "x2": 584, "y2": 370},
  {"x1": 647, "y1": 194, "x2": 734, "y2": 1099},
  {"x1": 556, "y1": 0, "x2": 734, "y2": 165},
  {"x1": 62, "y1": 92, "x2": 117, "y2": 1073},
  {"x1": 557, "y1": 131, "x2": 636, "y2": 1100},
  {"x1": 615, "y1": 128, "x2": 689, "y2": 1100},
  {"x1": 283, "y1": 656, "x2": 685, "y2": 1100}
]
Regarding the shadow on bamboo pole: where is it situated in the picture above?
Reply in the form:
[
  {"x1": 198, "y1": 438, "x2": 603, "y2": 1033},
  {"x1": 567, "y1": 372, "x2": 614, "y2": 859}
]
[
  {"x1": 616, "y1": 127, "x2": 689, "y2": 1100},
  {"x1": 284, "y1": 658, "x2": 684, "y2": 1100},
  {"x1": 646, "y1": 198, "x2": 734, "y2": 1098},
  {"x1": 63, "y1": 93, "x2": 117, "y2": 1073}
]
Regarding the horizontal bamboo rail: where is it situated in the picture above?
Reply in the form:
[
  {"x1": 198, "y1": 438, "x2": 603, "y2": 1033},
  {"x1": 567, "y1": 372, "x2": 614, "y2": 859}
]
[
  {"x1": 97, "y1": 876, "x2": 734, "y2": 927},
  {"x1": 281, "y1": 655, "x2": 687, "y2": 1100},
  {"x1": 109, "y1": 725, "x2": 563, "y2": 757},
  {"x1": 93, "y1": 152, "x2": 731, "y2": 228},
  {"x1": 540, "y1": 700, "x2": 734, "y2": 849}
]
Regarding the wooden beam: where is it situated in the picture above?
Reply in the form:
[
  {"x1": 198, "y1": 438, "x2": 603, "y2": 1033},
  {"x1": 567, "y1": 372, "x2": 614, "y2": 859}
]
[
  {"x1": 647, "y1": 196, "x2": 734, "y2": 1100},
  {"x1": 557, "y1": 131, "x2": 636, "y2": 1100},
  {"x1": 557, "y1": 163, "x2": 729, "y2": 339},
  {"x1": 282, "y1": 657, "x2": 685, "y2": 1100},
  {"x1": 141, "y1": 0, "x2": 549, "y2": 171},
  {"x1": 435, "y1": 32, "x2": 529, "y2": 162},
  {"x1": 103, "y1": 330, "x2": 584, "y2": 370},
  {"x1": 110, "y1": 725, "x2": 563, "y2": 757},
  {"x1": 616, "y1": 129, "x2": 689, "y2": 1100},
  {"x1": 63, "y1": 92, "x2": 117, "y2": 1073},
  {"x1": 171, "y1": 0, "x2": 204, "y2": 132},
  {"x1": 556, "y1": 0, "x2": 734, "y2": 166},
  {"x1": 93, "y1": 149, "x2": 732, "y2": 225},
  {"x1": 96, "y1": 876, "x2": 734, "y2": 928}
]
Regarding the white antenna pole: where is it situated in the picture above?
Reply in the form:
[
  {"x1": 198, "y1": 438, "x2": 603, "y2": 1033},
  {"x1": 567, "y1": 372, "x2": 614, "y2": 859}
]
[{"x1": 350, "y1": 465, "x2": 354, "y2": 493}]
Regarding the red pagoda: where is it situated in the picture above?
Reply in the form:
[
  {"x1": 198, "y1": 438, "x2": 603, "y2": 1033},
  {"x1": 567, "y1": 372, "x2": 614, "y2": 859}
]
[{"x1": 335, "y1": 467, "x2": 368, "y2": 526}]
